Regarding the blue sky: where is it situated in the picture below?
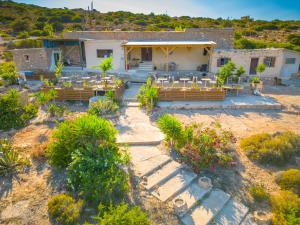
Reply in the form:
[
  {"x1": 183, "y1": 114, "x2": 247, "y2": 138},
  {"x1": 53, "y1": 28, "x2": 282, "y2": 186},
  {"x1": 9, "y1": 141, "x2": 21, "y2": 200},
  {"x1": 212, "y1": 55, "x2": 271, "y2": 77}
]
[{"x1": 15, "y1": 0, "x2": 300, "y2": 20}]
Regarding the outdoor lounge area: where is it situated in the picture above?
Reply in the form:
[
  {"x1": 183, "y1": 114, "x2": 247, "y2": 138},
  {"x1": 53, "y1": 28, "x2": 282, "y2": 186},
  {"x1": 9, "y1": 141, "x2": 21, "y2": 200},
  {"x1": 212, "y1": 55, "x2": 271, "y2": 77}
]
[{"x1": 41, "y1": 74, "x2": 125, "y2": 101}]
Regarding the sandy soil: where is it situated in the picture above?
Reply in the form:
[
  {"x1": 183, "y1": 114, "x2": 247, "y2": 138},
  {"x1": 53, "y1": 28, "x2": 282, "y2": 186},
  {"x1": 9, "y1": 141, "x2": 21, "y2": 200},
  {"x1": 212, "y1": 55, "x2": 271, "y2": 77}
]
[{"x1": 153, "y1": 85, "x2": 300, "y2": 215}]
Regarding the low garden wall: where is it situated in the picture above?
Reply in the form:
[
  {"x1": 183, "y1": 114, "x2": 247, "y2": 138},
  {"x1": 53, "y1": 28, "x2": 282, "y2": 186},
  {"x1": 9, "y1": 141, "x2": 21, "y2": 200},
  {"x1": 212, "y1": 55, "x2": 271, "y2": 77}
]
[{"x1": 158, "y1": 88, "x2": 225, "y2": 101}]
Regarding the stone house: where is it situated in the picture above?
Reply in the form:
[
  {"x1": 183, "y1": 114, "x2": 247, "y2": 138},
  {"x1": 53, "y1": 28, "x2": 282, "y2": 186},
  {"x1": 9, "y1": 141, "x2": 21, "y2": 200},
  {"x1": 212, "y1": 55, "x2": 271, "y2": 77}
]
[{"x1": 11, "y1": 28, "x2": 300, "y2": 81}]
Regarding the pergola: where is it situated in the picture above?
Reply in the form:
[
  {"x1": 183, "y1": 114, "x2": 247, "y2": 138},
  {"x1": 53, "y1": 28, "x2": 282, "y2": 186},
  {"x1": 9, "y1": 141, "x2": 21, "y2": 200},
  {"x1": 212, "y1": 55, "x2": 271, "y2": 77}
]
[{"x1": 122, "y1": 41, "x2": 216, "y2": 71}]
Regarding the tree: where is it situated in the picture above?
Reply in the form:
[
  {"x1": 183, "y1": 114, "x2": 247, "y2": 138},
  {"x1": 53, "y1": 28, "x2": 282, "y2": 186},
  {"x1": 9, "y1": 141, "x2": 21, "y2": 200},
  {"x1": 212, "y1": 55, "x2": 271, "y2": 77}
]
[
  {"x1": 0, "y1": 62, "x2": 18, "y2": 85},
  {"x1": 43, "y1": 24, "x2": 54, "y2": 37},
  {"x1": 256, "y1": 63, "x2": 266, "y2": 78},
  {"x1": 55, "y1": 52, "x2": 64, "y2": 80},
  {"x1": 11, "y1": 19, "x2": 31, "y2": 33},
  {"x1": 95, "y1": 56, "x2": 113, "y2": 77},
  {"x1": 216, "y1": 61, "x2": 236, "y2": 86}
]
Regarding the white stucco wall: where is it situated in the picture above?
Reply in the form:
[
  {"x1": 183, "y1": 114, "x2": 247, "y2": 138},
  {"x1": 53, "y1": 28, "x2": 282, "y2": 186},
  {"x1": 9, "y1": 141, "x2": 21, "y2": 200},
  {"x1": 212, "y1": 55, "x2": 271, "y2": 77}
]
[
  {"x1": 211, "y1": 48, "x2": 285, "y2": 78},
  {"x1": 84, "y1": 40, "x2": 125, "y2": 71},
  {"x1": 211, "y1": 48, "x2": 300, "y2": 80},
  {"x1": 281, "y1": 50, "x2": 300, "y2": 79}
]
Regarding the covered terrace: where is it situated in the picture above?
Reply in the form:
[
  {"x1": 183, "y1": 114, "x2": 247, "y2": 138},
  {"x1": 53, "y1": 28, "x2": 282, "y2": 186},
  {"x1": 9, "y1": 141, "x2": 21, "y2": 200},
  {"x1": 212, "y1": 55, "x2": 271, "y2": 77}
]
[{"x1": 122, "y1": 41, "x2": 216, "y2": 73}]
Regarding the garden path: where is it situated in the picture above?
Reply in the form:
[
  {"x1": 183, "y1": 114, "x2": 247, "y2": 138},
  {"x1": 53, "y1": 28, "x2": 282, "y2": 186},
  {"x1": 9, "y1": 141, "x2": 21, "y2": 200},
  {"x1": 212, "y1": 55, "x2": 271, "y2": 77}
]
[{"x1": 116, "y1": 85, "x2": 255, "y2": 225}]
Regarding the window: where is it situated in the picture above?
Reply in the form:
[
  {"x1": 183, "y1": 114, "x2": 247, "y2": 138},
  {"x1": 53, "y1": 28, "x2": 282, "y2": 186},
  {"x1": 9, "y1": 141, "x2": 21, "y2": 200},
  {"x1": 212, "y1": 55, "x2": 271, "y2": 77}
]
[
  {"x1": 264, "y1": 57, "x2": 276, "y2": 67},
  {"x1": 285, "y1": 58, "x2": 296, "y2": 64},
  {"x1": 96, "y1": 49, "x2": 113, "y2": 58},
  {"x1": 217, "y1": 57, "x2": 230, "y2": 67},
  {"x1": 24, "y1": 55, "x2": 30, "y2": 62}
]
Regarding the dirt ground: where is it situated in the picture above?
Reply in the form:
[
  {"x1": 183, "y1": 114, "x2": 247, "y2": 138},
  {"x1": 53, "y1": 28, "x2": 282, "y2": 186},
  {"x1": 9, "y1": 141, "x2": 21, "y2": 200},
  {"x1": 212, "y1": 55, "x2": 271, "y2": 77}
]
[
  {"x1": 0, "y1": 85, "x2": 299, "y2": 224},
  {"x1": 154, "y1": 85, "x2": 300, "y2": 217}
]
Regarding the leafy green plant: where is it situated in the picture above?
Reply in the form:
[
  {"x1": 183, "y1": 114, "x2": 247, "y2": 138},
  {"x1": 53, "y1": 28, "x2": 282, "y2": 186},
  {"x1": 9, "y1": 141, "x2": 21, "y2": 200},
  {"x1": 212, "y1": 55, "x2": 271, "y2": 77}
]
[
  {"x1": 0, "y1": 62, "x2": 18, "y2": 85},
  {"x1": 216, "y1": 61, "x2": 236, "y2": 86},
  {"x1": 240, "y1": 132, "x2": 300, "y2": 166},
  {"x1": 270, "y1": 191, "x2": 300, "y2": 225},
  {"x1": 47, "y1": 114, "x2": 117, "y2": 168},
  {"x1": 48, "y1": 194, "x2": 83, "y2": 225},
  {"x1": 250, "y1": 76, "x2": 260, "y2": 83},
  {"x1": 88, "y1": 98, "x2": 119, "y2": 117},
  {"x1": 67, "y1": 144, "x2": 129, "y2": 204},
  {"x1": 0, "y1": 139, "x2": 29, "y2": 176},
  {"x1": 137, "y1": 78, "x2": 158, "y2": 112},
  {"x1": 0, "y1": 89, "x2": 38, "y2": 130},
  {"x1": 157, "y1": 114, "x2": 182, "y2": 148},
  {"x1": 92, "y1": 202, "x2": 150, "y2": 225},
  {"x1": 249, "y1": 185, "x2": 270, "y2": 203},
  {"x1": 35, "y1": 89, "x2": 56, "y2": 107},
  {"x1": 256, "y1": 63, "x2": 266, "y2": 78},
  {"x1": 276, "y1": 169, "x2": 300, "y2": 195},
  {"x1": 94, "y1": 56, "x2": 113, "y2": 77},
  {"x1": 48, "y1": 103, "x2": 65, "y2": 117},
  {"x1": 55, "y1": 52, "x2": 64, "y2": 80}
]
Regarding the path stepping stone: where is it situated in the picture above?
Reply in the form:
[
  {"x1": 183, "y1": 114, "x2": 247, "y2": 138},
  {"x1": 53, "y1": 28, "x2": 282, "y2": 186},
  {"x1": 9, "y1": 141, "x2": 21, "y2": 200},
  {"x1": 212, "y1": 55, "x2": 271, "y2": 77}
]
[
  {"x1": 181, "y1": 189, "x2": 230, "y2": 225},
  {"x1": 152, "y1": 169, "x2": 197, "y2": 202},
  {"x1": 214, "y1": 199, "x2": 249, "y2": 225},
  {"x1": 143, "y1": 160, "x2": 183, "y2": 190},
  {"x1": 132, "y1": 154, "x2": 171, "y2": 178},
  {"x1": 129, "y1": 146, "x2": 162, "y2": 164},
  {"x1": 240, "y1": 214, "x2": 257, "y2": 225},
  {"x1": 173, "y1": 182, "x2": 212, "y2": 217}
]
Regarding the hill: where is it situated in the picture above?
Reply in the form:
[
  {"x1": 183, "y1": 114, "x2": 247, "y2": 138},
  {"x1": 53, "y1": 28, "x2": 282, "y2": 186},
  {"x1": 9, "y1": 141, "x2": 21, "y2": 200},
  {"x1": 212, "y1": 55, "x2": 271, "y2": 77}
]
[{"x1": 0, "y1": 0, "x2": 300, "y2": 51}]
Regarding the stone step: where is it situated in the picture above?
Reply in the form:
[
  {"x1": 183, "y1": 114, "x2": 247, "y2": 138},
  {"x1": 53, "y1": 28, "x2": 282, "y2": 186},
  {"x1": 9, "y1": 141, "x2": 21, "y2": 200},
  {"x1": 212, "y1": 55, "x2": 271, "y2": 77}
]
[
  {"x1": 125, "y1": 102, "x2": 139, "y2": 107},
  {"x1": 173, "y1": 181, "x2": 212, "y2": 217},
  {"x1": 151, "y1": 169, "x2": 197, "y2": 202},
  {"x1": 240, "y1": 213, "x2": 257, "y2": 225},
  {"x1": 132, "y1": 154, "x2": 172, "y2": 178},
  {"x1": 214, "y1": 199, "x2": 249, "y2": 225},
  {"x1": 181, "y1": 189, "x2": 230, "y2": 225},
  {"x1": 143, "y1": 160, "x2": 183, "y2": 190}
]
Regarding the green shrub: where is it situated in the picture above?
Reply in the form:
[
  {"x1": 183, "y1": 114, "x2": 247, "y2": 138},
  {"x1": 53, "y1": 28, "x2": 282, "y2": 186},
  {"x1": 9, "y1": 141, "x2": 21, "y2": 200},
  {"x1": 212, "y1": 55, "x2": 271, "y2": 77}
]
[
  {"x1": 137, "y1": 78, "x2": 159, "y2": 112},
  {"x1": 88, "y1": 98, "x2": 119, "y2": 117},
  {"x1": 17, "y1": 31, "x2": 29, "y2": 39},
  {"x1": 48, "y1": 103, "x2": 65, "y2": 117},
  {"x1": 250, "y1": 76, "x2": 260, "y2": 83},
  {"x1": 0, "y1": 89, "x2": 38, "y2": 130},
  {"x1": 240, "y1": 132, "x2": 300, "y2": 166},
  {"x1": 179, "y1": 124, "x2": 236, "y2": 172},
  {"x1": 249, "y1": 185, "x2": 270, "y2": 203},
  {"x1": 276, "y1": 169, "x2": 300, "y2": 195},
  {"x1": 0, "y1": 62, "x2": 18, "y2": 85},
  {"x1": 48, "y1": 194, "x2": 83, "y2": 225},
  {"x1": 93, "y1": 203, "x2": 150, "y2": 225},
  {"x1": 270, "y1": 191, "x2": 300, "y2": 225},
  {"x1": 0, "y1": 139, "x2": 29, "y2": 176},
  {"x1": 47, "y1": 114, "x2": 117, "y2": 168},
  {"x1": 66, "y1": 144, "x2": 128, "y2": 204},
  {"x1": 157, "y1": 114, "x2": 182, "y2": 147}
]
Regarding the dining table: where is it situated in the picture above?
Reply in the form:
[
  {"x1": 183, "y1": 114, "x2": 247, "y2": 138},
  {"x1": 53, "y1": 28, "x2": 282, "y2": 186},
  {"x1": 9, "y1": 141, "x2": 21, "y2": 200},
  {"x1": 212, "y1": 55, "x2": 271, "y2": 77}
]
[
  {"x1": 201, "y1": 78, "x2": 212, "y2": 87},
  {"x1": 179, "y1": 77, "x2": 191, "y2": 87},
  {"x1": 157, "y1": 77, "x2": 168, "y2": 87}
]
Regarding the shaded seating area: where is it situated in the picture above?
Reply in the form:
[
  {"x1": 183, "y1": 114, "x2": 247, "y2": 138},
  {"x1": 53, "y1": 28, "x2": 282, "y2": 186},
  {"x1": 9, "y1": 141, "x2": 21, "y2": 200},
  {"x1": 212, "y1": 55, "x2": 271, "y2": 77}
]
[{"x1": 42, "y1": 75, "x2": 125, "y2": 101}]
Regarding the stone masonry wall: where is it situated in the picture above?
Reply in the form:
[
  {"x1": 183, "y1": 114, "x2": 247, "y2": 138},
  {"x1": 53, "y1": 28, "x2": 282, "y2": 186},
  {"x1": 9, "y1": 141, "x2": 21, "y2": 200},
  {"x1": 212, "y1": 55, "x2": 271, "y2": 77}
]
[
  {"x1": 64, "y1": 28, "x2": 234, "y2": 49},
  {"x1": 12, "y1": 48, "x2": 55, "y2": 72}
]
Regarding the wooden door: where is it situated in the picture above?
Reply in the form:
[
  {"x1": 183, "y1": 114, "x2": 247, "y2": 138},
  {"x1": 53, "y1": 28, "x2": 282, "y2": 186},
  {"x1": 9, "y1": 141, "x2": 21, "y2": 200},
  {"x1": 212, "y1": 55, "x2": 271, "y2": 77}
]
[
  {"x1": 250, "y1": 58, "x2": 259, "y2": 75},
  {"x1": 141, "y1": 48, "x2": 152, "y2": 61}
]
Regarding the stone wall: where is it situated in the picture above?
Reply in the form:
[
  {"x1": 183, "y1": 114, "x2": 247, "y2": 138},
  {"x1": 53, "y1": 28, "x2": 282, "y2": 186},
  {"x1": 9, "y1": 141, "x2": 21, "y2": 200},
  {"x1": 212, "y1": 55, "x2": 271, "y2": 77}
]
[
  {"x1": 64, "y1": 28, "x2": 234, "y2": 49},
  {"x1": 12, "y1": 48, "x2": 56, "y2": 72}
]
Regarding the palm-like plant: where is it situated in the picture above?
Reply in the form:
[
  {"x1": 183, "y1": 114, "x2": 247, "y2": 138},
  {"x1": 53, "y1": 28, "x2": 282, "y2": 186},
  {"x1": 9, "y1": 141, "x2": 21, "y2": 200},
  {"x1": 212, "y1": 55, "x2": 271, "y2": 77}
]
[{"x1": 0, "y1": 139, "x2": 29, "y2": 176}]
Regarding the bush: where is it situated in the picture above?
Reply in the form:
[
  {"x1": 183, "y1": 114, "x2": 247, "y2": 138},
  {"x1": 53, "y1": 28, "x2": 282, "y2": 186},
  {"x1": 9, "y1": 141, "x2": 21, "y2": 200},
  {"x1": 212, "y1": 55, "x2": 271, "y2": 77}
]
[
  {"x1": 137, "y1": 78, "x2": 159, "y2": 112},
  {"x1": 93, "y1": 203, "x2": 150, "y2": 225},
  {"x1": 270, "y1": 191, "x2": 300, "y2": 225},
  {"x1": 0, "y1": 62, "x2": 18, "y2": 85},
  {"x1": 240, "y1": 132, "x2": 300, "y2": 166},
  {"x1": 276, "y1": 169, "x2": 300, "y2": 195},
  {"x1": 249, "y1": 185, "x2": 270, "y2": 203},
  {"x1": 88, "y1": 98, "x2": 119, "y2": 117},
  {"x1": 179, "y1": 124, "x2": 236, "y2": 172},
  {"x1": 0, "y1": 89, "x2": 38, "y2": 130},
  {"x1": 66, "y1": 144, "x2": 128, "y2": 204},
  {"x1": 17, "y1": 31, "x2": 29, "y2": 39},
  {"x1": 48, "y1": 194, "x2": 83, "y2": 225},
  {"x1": 157, "y1": 114, "x2": 182, "y2": 147},
  {"x1": 47, "y1": 103, "x2": 65, "y2": 117},
  {"x1": 47, "y1": 114, "x2": 117, "y2": 168},
  {"x1": 0, "y1": 139, "x2": 29, "y2": 176}
]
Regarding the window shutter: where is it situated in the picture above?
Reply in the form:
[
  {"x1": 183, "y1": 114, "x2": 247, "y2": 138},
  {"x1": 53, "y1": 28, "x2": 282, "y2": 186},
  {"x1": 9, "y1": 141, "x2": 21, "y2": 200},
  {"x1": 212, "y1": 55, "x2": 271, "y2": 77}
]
[
  {"x1": 271, "y1": 57, "x2": 276, "y2": 67},
  {"x1": 217, "y1": 58, "x2": 221, "y2": 67}
]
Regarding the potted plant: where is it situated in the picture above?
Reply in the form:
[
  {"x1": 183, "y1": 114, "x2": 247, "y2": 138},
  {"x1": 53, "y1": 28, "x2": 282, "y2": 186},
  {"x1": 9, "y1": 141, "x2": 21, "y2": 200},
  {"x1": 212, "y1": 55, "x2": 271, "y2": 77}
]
[{"x1": 250, "y1": 76, "x2": 263, "y2": 93}]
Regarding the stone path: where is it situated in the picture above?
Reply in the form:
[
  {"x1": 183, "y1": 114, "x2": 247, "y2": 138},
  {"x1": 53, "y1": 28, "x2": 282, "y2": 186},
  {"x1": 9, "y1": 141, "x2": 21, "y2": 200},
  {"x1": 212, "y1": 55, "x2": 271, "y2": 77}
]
[{"x1": 117, "y1": 86, "x2": 256, "y2": 225}]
